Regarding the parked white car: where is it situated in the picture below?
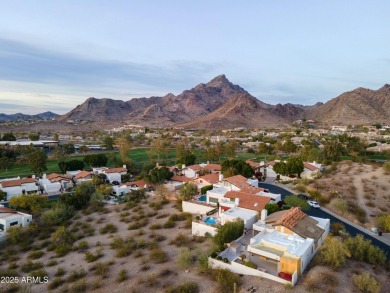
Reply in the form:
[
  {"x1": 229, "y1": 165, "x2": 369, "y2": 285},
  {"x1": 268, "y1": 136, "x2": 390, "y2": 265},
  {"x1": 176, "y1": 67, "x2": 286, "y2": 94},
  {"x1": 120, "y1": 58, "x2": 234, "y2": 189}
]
[{"x1": 308, "y1": 200, "x2": 320, "y2": 208}]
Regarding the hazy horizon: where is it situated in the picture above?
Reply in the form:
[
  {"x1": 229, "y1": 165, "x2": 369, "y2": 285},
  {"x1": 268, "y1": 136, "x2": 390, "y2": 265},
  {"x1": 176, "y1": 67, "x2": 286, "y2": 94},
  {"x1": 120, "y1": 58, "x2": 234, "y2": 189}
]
[{"x1": 0, "y1": 1, "x2": 389, "y2": 114}]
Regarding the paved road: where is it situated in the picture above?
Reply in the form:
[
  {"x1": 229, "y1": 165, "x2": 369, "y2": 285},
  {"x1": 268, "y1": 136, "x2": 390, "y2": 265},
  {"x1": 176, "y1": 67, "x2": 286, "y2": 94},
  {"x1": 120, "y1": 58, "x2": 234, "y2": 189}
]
[{"x1": 259, "y1": 183, "x2": 390, "y2": 255}]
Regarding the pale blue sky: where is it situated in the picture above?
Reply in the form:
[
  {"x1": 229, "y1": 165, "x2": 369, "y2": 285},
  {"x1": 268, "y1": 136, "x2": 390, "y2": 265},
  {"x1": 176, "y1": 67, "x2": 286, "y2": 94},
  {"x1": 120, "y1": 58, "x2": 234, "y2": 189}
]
[{"x1": 0, "y1": 1, "x2": 389, "y2": 114}]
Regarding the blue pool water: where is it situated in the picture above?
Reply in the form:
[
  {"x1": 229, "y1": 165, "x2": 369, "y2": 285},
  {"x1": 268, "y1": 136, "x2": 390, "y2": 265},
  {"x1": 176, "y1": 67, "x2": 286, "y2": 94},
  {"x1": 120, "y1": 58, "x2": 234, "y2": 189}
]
[
  {"x1": 204, "y1": 217, "x2": 217, "y2": 225},
  {"x1": 199, "y1": 195, "x2": 207, "y2": 202}
]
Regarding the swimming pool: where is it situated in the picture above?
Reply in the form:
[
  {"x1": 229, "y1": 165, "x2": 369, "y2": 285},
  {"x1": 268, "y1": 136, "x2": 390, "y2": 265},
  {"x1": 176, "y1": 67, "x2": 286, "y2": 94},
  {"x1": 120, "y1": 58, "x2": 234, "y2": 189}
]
[
  {"x1": 204, "y1": 217, "x2": 217, "y2": 225},
  {"x1": 199, "y1": 195, "x2": 207, "y2": 202}
]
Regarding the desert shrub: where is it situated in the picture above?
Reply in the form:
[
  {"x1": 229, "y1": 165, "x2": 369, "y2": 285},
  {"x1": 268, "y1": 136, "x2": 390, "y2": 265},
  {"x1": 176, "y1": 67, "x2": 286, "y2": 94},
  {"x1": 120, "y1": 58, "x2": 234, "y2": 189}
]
[
  {"x1": 243, "y1": 261, "x2": 257, "y2": 269},
  {"x1": 353, "y1": 272, "x2": 381, "y2": 293},
  {"x1": 69, "y1": 280, "x2": 87, "y2": 292},
  {"x1": 55, "y1": 267, "x2": 66, "y2": 277},
  {"x1": 345, "y1": 234, "x2": 387, "y2": 266},
  {"x1": 163, "y1": 219, "x2": 176, "y2": 228},
  {"x1": 90, "y1": 262, "x2": 109, "y2": 277},
  {"x1": 149, "y1": 233, "x2": 167, "y2": 242},
  {"x1": 383, "y1": 161, "x2": 390, "y2": 174},
  {"x1": 0, "y1": 269, "x2": 19, "y2": 277},
  {"x1": 177, "y1": 247, "x2": 193, "y2": 269},
  {"x1": 47, "y1": 259, "x2": 58, "y2": 267},
  {"x1": 348, "y1": 203, "x2": 366, "y2": 223},
  {"x1": 330, "y1": 222, "x2": 347, "y2": 237},
  {"x1": 331, "y1": 198, "x2": 348, "y2": 215},
  {"x1": 167, "y1": 282, "x2": 199, "y2": 293},
  {"x1": 117, "y1": 268, "x2": 128, "y2": 282},
  {"x1": 75, "y1": 241, "x2": 89, "y2": 252},
  {"x1": 149, "y1": 248, "x2": 168, "y2": 263},
  {"x1": 294, "y1": 184, "x2": 307, "y2": 193},
  {"x1": 128, "y1": 219, "x2": 149, "y2": 230},
  {"x1": 376, "y1": 214, "x2": 390, "y2": 232},
  {"x1": 212, "y1": 269, "x2": 241, "y2": 293},
  {"x1": 156, "y1": 213, "x2": 169, "y2": 219},
  {"x1": 197, "y1": 253, "x2": 210, "y2": 273},
  {"x1": 29, "y1": 268, "x2": 47, "y2": 279},
  {"x1": 85, "y1": 248, "x2": 104, "y2": 263},
  {"x1": 8, "y1": 263, "x2": 18, "y2": 270},
  {"x1": 149, "y1": 224, "x2": 162, "y2": 230},
  {"x1": 40, "y1": 202, "x2": 75, "y2": 226},
  {"x1": 67, "y1": 268, "x2": 87, "y2": 282},
  {"x1": 27, "y1": 250, "x2": 44, "y2": 260},
  {"x1": 48, "y1": 277, "x2": 65, "y2": 290},
  {"x1": 21, "y1": 261, "x2": 43, "y2": 273},
  {"x1": 99, "y1": 223, "x2": 117, "y2": 234},
  {"x1": 318, "y1": 236, "x2": 350, "y2": 269},
  {"x1": 170, "y1": 233, "x2": 192, "y2": 247},
  {"x1": 55, "y1": 243, "x2": 72, "y2": 257}
]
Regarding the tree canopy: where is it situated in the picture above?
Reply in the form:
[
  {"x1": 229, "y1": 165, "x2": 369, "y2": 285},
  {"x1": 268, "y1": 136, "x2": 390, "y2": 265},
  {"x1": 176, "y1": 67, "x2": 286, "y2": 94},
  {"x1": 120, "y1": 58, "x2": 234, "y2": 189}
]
[
  {"x1": 179, "y1": 182, "x2": 198, "y2": 201},
  {"x1": 144, "y1": 166, "x2": 173, "y2": 184},
  {"x1": 26, "y1": 148, "x2": 47, "y2": 175},
  {"x1": 221, "y1": 160, "x2": 254, "y2": 178},
  {"x1": 1, "y1": 132, "x2": 16, "y2": 141},
  {"x1": 84, "y1": 154, "x2": 108, "y2": 167},
  {"x1": 283, "y1": 195, "x2": 310, "y2": 210},
  {"x1": 58, "y1": 159, "x2": 85, "y2": 174},
  {"x1": 273, "y1": 157, "x2": 304, "y2": 178},
  {"x1": 319, "y1": 236, "x2": 351, "y2": 269},
  {"x1": 213, "y1": 219, "x2": 244, "y2": 250},
  {"x1": 9, "y1": 193, "x2": 48, "y2": 214}
]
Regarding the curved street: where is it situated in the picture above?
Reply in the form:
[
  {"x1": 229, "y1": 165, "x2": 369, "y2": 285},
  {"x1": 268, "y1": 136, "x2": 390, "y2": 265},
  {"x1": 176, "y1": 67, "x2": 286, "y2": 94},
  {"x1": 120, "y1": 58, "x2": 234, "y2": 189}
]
[{"x1": 259, "y1": 183, "x2": 390, "y2": 256}]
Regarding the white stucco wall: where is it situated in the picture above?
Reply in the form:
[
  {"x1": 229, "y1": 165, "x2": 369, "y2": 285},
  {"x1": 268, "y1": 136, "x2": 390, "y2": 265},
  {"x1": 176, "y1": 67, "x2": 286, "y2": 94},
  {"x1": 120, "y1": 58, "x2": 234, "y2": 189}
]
[
  {"x1": 182, "y1": 201, "x2": 215, "y2": 215},
  {"x1": 192, "y1": 222, "x2": 217, "y2": 237}
]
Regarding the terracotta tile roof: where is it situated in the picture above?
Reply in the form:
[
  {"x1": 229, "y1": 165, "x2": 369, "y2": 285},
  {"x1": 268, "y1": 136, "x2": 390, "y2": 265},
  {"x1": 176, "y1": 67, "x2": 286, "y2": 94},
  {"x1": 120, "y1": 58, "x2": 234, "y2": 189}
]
[
  {"x1": 240, "y1": 186, "x2": 265, "y2": 194},
  {"x1": 203, "y1": 164, "x2": 221, "y2": 171},
  {"x1": 274, "y1": 207, "x2": 307, "y2": 229},
  {"x1": 224, "y1": 175, "x2": 249, "y2": 188},
  {"x1": 46, "y1": 173, "x2": 62, "y2": 180},
  {"x1": 104, "y1": 167, "x2": 127, "y2": 174},
  {"x1": 156, "y1": 166, "x2": 176, "y2": 172},
  {"x1": 267, "y1": 160, "x2": 276, "y2": 166},
  {"x1": 186, "y1": 164, "x2": 221, "y2": 172},
  {"x1": 0, "y1": 178, "x2": 37, "y2": 188},
  {"x1": 186, "y1": 164, "x2": 202, "y2": 171},
  {"x1": 273, "y1": 207, "x2": 324, "y2": 241},
  {"x1": 198, "y1": 173, "x2": 220, "y2": 184},
  {"x1": 51, "y1": 176, "x2": 71, "y2": 183},
  {"x1": 170, "y1": 175, "x2": 192, "y2": 183},
  {"x1": 74, "y1": 171, "x2": 92, "y2": 179},
  {"x1": 125, "y1": 180, "x2": 153, "y2": 188},
  {"x1": 224, "y1": 191, "x2": 270, "y2": 212},
  {"x1": 0, "y1": 207, "x2": 18, "y2": 214},
  {"x1": 246, "y1": 160, "x2": 261, "y2": 168},
  {"x1": 304, "y1": 162, "x2": 319, "y2": 171}
]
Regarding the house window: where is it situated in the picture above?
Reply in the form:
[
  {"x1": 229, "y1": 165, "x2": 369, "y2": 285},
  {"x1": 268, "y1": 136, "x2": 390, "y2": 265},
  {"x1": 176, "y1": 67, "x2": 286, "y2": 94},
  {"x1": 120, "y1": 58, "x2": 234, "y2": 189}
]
[
  {"x1": 209, "y1": 197, "x2": 218, "y2": 204},
  {"x1": 10, "y1": 221, "x2": 18, "y2": 226},
  {"x1": 27, "y1": 219, "x2": 30, "y2": 223}
]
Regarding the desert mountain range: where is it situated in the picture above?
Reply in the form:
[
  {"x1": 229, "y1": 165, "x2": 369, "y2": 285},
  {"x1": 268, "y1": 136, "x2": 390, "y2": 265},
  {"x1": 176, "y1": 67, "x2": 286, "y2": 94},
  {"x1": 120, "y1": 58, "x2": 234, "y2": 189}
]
[{"x1": 13, "y1": 75, "x2": 390, "y2": 129}]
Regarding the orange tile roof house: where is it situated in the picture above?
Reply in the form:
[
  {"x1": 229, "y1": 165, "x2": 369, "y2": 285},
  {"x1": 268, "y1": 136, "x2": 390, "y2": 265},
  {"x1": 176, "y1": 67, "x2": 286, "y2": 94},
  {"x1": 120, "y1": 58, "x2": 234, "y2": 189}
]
[
  {"x1": 224, "y1": 191, "x2": 271, "y2": 212},
  {"x1": 73, "y1": 171, "x2": 93, "y2": 183},
  {"x1": 183, "y1": 163, "x2": 221, "y2": 178},
  {"x1": 246, "y1": 207, "x2": 330, "y2": 281},
  {"x1": 0, "y1": 177, "x2": 38, "y2": 199}
]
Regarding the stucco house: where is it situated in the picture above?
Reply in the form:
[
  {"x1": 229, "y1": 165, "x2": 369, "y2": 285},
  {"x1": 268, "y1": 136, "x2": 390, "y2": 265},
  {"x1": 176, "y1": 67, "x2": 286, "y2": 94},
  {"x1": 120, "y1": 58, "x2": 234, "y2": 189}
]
[
  {"x1": 73, "y1": 171, "x2": 93, "y2": 184},
  {"x1": 92, "y1": 166, "x2": 128, "y2": 183},
  {"x1": 39, "y1": 173, "x2": 73, "y2": 193},
  {"x1": 183, "y1": 163, "x2": 221, "y2": 178},
  {"x1": 0, "y1": 207, "x2": 32, "y2": 241},
  {"x1": 248, "y1": 207, "x2": 330, "y2": 278},
  {"x1": 0, "y1": 177, "x2": 38, "y2": 199}
]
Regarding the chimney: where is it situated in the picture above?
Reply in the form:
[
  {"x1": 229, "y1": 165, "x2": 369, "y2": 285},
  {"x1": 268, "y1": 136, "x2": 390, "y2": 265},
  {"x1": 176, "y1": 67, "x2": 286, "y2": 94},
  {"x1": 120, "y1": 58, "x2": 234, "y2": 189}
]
[
  {"x1": 182, "y1": 164, "x2": 186, "y2": 169},
  {"x1": 218, "y1": 173, "x2": 224, "y2": 181},
  {"x1": 32, "y1": 175, "x2": 35, "y2": 179},
  {"x1": 234, "y1": 198, "x2": 240, "y2": 206},
  {"x1": 43, "y1": 174, "x2": 47, "y2": 179},
  {"x1": 261, "y1": 209, "x2": 268, "y2": 221},
  {"x1": 123, "y1": 164, "x2": 127, "y2": 169},
  {"x1": 207, "y1": 161, "x2": 209, "y2": 164}
]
